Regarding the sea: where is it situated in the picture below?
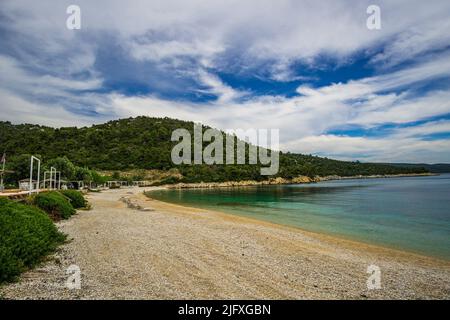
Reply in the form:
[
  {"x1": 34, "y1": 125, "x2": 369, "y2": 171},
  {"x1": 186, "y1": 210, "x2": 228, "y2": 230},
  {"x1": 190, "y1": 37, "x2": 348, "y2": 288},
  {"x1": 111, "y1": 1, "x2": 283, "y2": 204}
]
[{"x1": 148, "y1": 174, "x2": 450, "y2": 260}]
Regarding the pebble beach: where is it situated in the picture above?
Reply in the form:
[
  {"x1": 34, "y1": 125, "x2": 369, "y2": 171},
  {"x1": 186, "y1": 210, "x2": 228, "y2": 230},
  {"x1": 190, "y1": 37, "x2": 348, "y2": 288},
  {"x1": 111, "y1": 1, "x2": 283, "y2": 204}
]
[{"x1": 1, "y1": 187, "x2": 449, "y2": 299}]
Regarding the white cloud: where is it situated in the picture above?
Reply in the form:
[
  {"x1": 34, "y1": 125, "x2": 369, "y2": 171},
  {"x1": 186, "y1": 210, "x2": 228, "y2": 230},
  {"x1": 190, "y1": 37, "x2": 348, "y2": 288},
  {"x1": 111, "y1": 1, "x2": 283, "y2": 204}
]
[
  {"x1": 0, "y1": 89, "x2": 99, "y2": 127},
  {"x1": 282, "y1": 134, "x2": 450, "y2": 163},
  {"x1": 1, "y1": 0, "x2": 450, "y2": 163},
  {"x1": 391, "y1": 120, "x2": 450, "y2": 138},
  {"x1": 2, "y1": 0, "x2": 450, "y2": 72},
  {"x1": 0, "y1": 55, "x2": 102, "y2": 92}
]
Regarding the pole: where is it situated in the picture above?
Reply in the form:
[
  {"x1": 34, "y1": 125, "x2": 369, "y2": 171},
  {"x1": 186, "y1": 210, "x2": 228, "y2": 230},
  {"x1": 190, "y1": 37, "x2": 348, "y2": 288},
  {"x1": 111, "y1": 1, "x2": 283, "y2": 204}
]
[
  {"x1": 50, "y1": 167, "x2": 56, "y2": 190},
  {"x1": 0, "y1": 153, "x2": 5, "y2": 192},
  {"x1": 29, "y1": 156, "x2": 41, "y2": 194},
  {"x1": 37, "y1": 159, "x2": 40, "y2": 194},
  {"x1": 29, "y1": 157, "x2": 33, "y2": 194}
]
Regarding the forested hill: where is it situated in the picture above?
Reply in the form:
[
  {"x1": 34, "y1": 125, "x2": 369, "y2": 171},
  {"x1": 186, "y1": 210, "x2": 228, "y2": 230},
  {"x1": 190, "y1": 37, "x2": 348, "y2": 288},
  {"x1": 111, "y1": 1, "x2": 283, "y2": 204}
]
[
  {"x1": 0, "y1": 117, "x2": 428, "y2": 183},
  {"x1": 384, "y1": 163, "x2": 450, "y2": 173}
]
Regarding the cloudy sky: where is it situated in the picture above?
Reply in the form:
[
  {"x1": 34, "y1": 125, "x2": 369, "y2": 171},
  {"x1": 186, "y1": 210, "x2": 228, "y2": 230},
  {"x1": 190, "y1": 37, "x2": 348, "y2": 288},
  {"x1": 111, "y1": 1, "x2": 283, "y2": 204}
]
[{"x1": 1, "y1": 0, "x2": 450, "y2": 163}]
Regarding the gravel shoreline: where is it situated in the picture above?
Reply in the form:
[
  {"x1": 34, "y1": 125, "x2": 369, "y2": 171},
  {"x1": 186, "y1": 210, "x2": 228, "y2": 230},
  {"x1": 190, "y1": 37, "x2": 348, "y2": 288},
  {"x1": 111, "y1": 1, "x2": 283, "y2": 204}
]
[{"x1": 1, "y1": 187, "x2": 449, "y2": 299}]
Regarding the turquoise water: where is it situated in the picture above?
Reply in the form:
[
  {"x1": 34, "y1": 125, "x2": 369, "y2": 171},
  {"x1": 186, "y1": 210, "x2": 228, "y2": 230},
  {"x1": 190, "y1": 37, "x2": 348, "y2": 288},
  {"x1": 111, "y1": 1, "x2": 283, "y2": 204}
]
[{"x1": 148, "y1": 174, "x2": 450, "y2": 260}]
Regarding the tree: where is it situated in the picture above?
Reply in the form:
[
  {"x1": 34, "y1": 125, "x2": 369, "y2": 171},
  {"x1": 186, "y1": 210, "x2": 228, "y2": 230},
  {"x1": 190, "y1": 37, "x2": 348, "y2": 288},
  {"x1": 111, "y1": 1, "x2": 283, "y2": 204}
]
[
  {"x1": 91, "y1": 170, "x2": 108, "y2": 184},
  {"x1": 0, "y1": 117, "x2": 429, "y2": 185},
  {"x1": 74, "y1": 167, "x2": 92, "y2": 183},
  {"x1": 4, "y1": 154, "x2": 35, "y2": 185},
  {"x1": 47, "y1": 156, "x2": 76, "y2": 180}
]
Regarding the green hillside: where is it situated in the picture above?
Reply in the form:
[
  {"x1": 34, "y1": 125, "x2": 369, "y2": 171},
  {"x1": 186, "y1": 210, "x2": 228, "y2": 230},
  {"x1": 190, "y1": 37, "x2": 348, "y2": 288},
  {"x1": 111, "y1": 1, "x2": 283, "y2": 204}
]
[
  {"x1": 0, "y1": 117, "x2": 428, "y2": 184},
  {"x1": 383, "y1": 163, "x2": 450, "y2": 173}
]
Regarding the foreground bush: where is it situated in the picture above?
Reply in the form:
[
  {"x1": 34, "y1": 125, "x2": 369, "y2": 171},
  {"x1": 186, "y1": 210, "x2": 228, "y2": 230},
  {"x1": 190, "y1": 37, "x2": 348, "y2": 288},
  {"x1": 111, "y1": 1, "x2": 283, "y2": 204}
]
[
  {"x1": 60, "y1": 190, "x2": 86, "y2": 209},
  {"x1": 0, "y1": 198, "x2": 65, "y2": 283},
  {"x1": 33, "y1": 191, "x2": 75, "y2": 220}
]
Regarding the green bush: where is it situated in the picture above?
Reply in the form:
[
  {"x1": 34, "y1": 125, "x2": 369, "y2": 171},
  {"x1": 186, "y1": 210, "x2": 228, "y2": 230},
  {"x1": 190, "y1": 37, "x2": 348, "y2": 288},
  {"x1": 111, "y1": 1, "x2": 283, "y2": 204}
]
[
  {"x1": 33, "y1": 191, "x2": 76, "y2": 220},
  {"x1": 60, "y1": 190, "x2": 86, "y2": 209},
  {"x1": 0, "y1": 198, "x2": 65, "y2": 283}
]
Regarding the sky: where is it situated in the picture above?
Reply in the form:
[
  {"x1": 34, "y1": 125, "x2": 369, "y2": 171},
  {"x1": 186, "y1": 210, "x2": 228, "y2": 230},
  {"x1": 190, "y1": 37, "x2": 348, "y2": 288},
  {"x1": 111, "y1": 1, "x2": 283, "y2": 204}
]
[{"x1": 1, "y1": 0, "x2": 450, "y2": 163}]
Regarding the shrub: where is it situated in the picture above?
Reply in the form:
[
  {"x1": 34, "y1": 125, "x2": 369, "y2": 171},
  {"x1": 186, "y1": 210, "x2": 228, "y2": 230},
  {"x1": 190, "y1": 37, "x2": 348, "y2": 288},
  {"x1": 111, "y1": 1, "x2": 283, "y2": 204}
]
[
  {"x1": 0, "y1": 198, "x2": 66, "y2": 283},
  {"x1": 33, "y1": 191, "x2": 76, "y2": 220},
  {"x1": 60, "y1": 190, "x2": 86, "y2": 209}
]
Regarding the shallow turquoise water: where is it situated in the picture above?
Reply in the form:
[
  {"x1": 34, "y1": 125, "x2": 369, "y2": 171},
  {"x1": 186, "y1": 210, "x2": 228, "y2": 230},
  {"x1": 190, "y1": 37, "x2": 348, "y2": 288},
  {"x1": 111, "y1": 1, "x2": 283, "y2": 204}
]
[{"x1": 148, "y1": 174, "x2": 450, "y2": 260}]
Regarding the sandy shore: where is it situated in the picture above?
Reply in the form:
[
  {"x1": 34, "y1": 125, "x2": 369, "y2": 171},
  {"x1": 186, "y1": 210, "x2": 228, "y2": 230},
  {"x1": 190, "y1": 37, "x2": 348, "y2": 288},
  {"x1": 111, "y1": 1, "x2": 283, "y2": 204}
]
[{"x1": 1, "y1": 187, "x2": 449, "y2": 299}]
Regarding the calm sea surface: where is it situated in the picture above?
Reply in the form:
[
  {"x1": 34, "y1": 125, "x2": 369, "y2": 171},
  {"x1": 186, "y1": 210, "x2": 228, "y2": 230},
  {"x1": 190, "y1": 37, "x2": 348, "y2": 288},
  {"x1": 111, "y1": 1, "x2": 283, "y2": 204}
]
[{"x1": 148, "y1": 174, "x2": 450, "y2": 260}]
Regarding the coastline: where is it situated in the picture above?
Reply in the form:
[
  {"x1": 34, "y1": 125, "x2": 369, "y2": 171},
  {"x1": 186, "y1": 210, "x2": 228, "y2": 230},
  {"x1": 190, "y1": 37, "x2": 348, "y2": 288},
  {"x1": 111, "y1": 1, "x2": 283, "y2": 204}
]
[
  {"x1": 143, "y1": 190, "x2": 449, "y2": 264},
  {"x1": 2, "y1": 186, "x2": 448, "y2": 299},
  {"x1": 164, "y1": 172, "x2": 436, "y2": 189}
]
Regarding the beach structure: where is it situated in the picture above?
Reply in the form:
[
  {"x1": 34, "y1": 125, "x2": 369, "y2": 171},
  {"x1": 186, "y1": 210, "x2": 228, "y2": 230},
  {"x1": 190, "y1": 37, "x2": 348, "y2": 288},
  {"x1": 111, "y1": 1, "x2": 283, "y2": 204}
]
[
  {"x1": 50, "y1": 167, "x2": 56, "y2": 189},
  {"x1": 42, "y1": 167, "x2": 60, "y2": 190},
  {"x1": 43, "y1": 171, "x2": 51, "y2": 189},
  {"x1": 55, "y1": 170, "x2": 61, "y2": 189},
  {"x1": 67, "y1": 180, "x2": 87, "y2": 190},
  {"x1": 40, "y1": 177, "x2": 67, "y2": 190},
  {"x1": 0, "y1": 152, "x2": 14, "y2": 192},
  {"x1": 132, "y1": 180, "x2": 153, "y2": 187},
  {"x1": 106, "y1": 180, "x2": 129, "y2": 188},
  {"x1": 19, "y1": 179, "x2": 38, "y2": 191},
  {"x1": 28, "y1": 155, "x2": 41, "y2": 194},
  {"x1": 1, "y1": 155, "x2": 69, "y2": 196}
]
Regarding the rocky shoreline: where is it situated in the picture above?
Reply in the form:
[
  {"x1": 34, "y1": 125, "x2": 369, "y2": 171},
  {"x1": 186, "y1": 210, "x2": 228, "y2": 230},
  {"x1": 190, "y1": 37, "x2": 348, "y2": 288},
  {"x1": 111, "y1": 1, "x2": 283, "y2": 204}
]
[{"x1": 166, "y1": 173, "x2": 435, "y2": 189}]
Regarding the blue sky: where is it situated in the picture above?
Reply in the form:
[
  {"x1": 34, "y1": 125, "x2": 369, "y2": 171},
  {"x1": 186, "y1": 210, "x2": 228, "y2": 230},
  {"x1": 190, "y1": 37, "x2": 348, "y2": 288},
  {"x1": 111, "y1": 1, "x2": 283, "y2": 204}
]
[{"x1": 1, "y1": 0, "x2": 450, "y2": 163}]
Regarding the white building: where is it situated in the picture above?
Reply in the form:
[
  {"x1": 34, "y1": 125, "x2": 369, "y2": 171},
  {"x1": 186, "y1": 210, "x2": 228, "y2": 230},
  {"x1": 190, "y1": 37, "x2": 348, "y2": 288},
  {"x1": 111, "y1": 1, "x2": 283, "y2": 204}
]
[{"x1": 19, "y1": 179, "x2": 38, "y2": 191}]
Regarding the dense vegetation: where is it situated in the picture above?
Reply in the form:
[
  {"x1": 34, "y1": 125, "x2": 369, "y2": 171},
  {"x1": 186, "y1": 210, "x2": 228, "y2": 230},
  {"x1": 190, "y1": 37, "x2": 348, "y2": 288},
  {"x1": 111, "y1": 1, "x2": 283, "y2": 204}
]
[
  {"x1": 0, "y1": 153, "x2": 108, "y2": 189},
  {"x1": 385, "y1": 163, "x2": 450, "y2": 173},
  {"x1": 33, "y1": 192, "x2": 76, "y2": 220},
  {"x1": 60, "y1": 190, "x2": 87, "y2": 209},
  {"x1": 0, "y1": 198, "x2": 65, "y2": 283},
  {"x1": 0, "y1": 117, "x2": 428, "y2": 184}
]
